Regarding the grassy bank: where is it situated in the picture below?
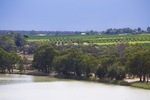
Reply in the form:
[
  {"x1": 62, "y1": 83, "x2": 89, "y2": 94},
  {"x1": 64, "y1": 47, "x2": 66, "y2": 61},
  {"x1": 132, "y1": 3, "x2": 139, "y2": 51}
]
[
  {"x1": 131, "y1": 83, "x2": 150, "y2": 90},
  {"x1": 98, "y1": 79, "x2": 130, "y2": 86}
]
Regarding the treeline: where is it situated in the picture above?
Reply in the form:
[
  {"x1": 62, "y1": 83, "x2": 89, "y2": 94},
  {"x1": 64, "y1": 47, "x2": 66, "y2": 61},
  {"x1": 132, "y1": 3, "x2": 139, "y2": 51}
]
[
  {"x1": 0, "y1": 32, "x2": 26, "y2": 52},
  {"x1": 0, "y1": 27, "x2": 150, "y2": 35},
  {"x1": 0, "y1": 32, "x2": 41, "y2": 54},
  {"x1": 0, "y1": 33, "x2": 27, "y2": 73},
  {"x1": 32, "y1": 44, "x2": 150, "y2": 82}
]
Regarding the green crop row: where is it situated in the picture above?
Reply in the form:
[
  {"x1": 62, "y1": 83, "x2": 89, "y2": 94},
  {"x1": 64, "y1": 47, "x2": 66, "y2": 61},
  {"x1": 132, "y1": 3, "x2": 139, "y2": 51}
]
[{"x1": 27, "y1": 34, "x2": 150, "y2": 46}]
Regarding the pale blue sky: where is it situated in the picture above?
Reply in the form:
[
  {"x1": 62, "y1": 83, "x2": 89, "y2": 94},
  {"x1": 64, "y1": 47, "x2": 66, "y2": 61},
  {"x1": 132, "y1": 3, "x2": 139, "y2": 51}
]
[{"x1": 0, "y1": 0, "x2": 150, "y2": 31}]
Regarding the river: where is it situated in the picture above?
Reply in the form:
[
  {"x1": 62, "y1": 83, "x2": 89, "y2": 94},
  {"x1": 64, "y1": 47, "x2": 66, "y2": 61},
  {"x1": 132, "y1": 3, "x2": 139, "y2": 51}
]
[{"x1": 0, "y1": 74, "x2": 149, "y2": 100}]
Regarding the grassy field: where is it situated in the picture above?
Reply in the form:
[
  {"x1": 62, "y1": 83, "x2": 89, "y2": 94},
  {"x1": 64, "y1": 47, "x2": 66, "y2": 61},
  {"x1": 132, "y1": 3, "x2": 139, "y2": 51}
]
[{"x1": 27, "y1": 34, "x2": 150, "y2": 46}]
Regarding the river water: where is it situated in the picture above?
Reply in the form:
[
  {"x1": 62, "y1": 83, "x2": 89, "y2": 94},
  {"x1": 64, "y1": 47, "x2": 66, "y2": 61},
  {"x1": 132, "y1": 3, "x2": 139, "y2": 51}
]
[{"x1": 0, "y1": 74, "x2": 149, "y2": 100}]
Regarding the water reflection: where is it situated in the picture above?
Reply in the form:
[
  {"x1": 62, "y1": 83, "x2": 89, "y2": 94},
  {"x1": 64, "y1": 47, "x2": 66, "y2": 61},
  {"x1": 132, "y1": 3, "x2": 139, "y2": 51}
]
[
  {"x1": 0, "y1": 74, "x2": 68, "y2": 85},
  {"x1": 0, "y1": 74, "x2": 33, "y2": 85}
]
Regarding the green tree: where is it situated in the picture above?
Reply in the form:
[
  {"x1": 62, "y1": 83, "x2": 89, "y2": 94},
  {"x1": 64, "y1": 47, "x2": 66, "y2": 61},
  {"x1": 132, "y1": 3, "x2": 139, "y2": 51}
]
[
  {"x1": 53, "y1": 48, "x2": 85, "y2": 77},
  {"x1": 53, "y1": 55, "x2": 72, "y2": 76},
  {"x1": 96, "y1": 58, "x2": 114, "y2": 79},
  {"x1": 0, "y1": 48, "x2": 8, "y2": 73},
  {"x1": 0, "y1": 48, "x2": 20, "y2": 73},
  {"x1": 0, "y1": 35, "x2": 16, "y2": 51},
  {"x1": 127, "y1": 50, "x2": 147, "y2": 82},
  {"x1": 107, "y1": 63, "x2": 125, "y2": 80},
  {"x1": 14, "y1": 33, "x2": 26, "y2": 47},
  {"x1": 33, "y1": 45, "x2": 57, "y2": 73},
  {"x1": 142, "y1": 50, "x2": 150, "y2": 83},
  {"x1": 6, "y1": 51, "x2": 21, "y2": 73},
  {"x1": 66, "y1": 48, "x2": 84, "y2": 76},
  {"x1": 82, "y1": 54, "x2": 99, "y2": 77}
]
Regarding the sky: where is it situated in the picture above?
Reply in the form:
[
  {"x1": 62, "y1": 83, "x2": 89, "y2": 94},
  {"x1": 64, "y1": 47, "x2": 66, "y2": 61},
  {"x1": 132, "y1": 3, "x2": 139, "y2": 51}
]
[{"x1": 0, "y1": 0, "x2": 150, "y2": 31}]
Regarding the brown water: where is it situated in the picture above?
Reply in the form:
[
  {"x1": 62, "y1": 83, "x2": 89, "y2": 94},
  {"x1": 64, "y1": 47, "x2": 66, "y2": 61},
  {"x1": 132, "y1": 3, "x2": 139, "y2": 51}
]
[{"x1": 0, "y1": 74, "x2": 149, "y2": 100}]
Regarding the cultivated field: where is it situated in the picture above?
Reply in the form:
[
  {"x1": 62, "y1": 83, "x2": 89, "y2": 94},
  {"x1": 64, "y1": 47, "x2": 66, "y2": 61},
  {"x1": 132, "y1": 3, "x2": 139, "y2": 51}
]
[{"x1": 27, "y1": 34, "x2": 150, "y2": 46}]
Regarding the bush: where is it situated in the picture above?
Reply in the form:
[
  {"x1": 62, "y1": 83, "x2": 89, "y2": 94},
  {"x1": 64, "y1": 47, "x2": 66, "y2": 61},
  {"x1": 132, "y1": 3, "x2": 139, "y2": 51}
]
[{"x1": 118, "y1": 81, "x2": 130, "y2": 86}]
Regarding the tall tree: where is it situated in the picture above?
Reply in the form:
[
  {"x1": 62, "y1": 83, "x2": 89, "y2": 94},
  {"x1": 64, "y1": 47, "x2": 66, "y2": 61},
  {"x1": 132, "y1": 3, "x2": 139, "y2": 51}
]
[
  {"x1": 82, "y1": 54, "x2": 99, "y2": 77},
  {"x1": 128, "y1": 50, "x2": 145, "y2": 81},
  {"x1": 6, "y1": 51, "x2": 21, "y2": 73},
  {"x1": 0, "y1": 48, "x2": 20, "y2": 73},
  {"x1": 33, "y1": 45, "x2": 57, "y2": 73},
  {"x1": 66, "y1": 48, "x2": 84, "y2": 76},
  {"x1": 0, "y1": 48, "x2": 8, "y2": 72}
]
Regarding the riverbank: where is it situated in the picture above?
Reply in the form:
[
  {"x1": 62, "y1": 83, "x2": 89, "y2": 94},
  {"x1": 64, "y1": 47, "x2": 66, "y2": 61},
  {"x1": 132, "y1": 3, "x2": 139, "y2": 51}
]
[
  {"x1": 1, "y1": 69, "x2": 150, "y2": 90},
  {"x1": 130, "y1": 82, "x2": 150, "y2": 90},
  {"x1": 124, "y1": 78, "x2": 150, "y2": 90}
]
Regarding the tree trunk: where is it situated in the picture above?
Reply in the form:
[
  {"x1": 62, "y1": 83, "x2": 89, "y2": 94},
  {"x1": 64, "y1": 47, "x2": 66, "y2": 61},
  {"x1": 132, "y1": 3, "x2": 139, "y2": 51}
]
[
  {"x1": 140, "y1": 75, "x2": 142, "y2": 82},
  {"x1": 8, "y1": 69, "x2": 11, "y2": 74},
  {"x1": 147, "y1": 75, "x2": 149, "y2": 83},
  {"x1": 47, "y1": 67, "x2": 50, "y2": 73},
  {"x1": 143, "y1": 75, "x2": 146, "y2": 82}
]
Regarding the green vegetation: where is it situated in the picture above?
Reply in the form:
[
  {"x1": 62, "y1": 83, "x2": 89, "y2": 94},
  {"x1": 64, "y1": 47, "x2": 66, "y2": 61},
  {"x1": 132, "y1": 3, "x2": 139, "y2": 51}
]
[
  {"x1": 0, "y1": 48, "x2": 22, "y2": 73},
  {"x1": 131, "y1": 83, "x2": 150, "y2": 89},
  {"x1": 98, "y1": 80, "x2": 130, "y2": 86},
  {"x1": 0, "y1": 32, "x2": 150, "y2": 89},
  {"x1": 27, "y1": 34, "x2": 150, "y2": 46}
]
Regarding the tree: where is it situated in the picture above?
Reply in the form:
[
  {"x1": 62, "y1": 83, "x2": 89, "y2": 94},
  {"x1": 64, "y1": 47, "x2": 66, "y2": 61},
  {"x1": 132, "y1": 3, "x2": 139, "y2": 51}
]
[
  {"x1": 18, "y1": 59, "x2": 25, "y2": 72},
  {"x1": 6, "y1": 51, "x2": 21, "y2": 73},
  {"x1": 115, "y1": 43, "x2": 128, "y2": 66},
  {"x1": 26, "y1": 42, "x2": 41, "y2": 54},
  {"x1": 0, "y1": 48, "x2": 20, "y2": 73},
  {"x1": 33, "y1": 45, "x2": 57, "y2": 73},
  {"x1": 53, "y1": 55, "x2": 66, "y2": 74},
  {"x1": 53, "y1": 48, "x2": 99, "y2": 78},
  {"x1": 106, "y1": 28, "x2": 113, "y2": 34},
  {"x1": 82, "y1": 54, "x2": 99, "y2": 77},
  {"x1": 147, "y1": 27, "x2": 150, "y2": 33},
  {"x1": 127, "y1": 50, "x2": 150, "y2": 82},
  {"x1": 0, "y1": 48, "x2": 8, "y2": 73},
  {"x1": 96, "y1": 58, "x2": 114, "y2": 79},
  {"x1": 66, "y1": 48, "x2": 84, "y2": 76},
  {"x1": 96, "y1": 66, "x2": 105, "y2": 79},
  {"x1": 0, "y1": 35, "x2": 16, "y2": 51},
  {"x1": 14, "y1": 33, "x2": 26, "y2": 47},
  {"x1": 142, "y1": 50, "x2": 150, "y2": 83},
  {"x1": 107, "y1": 63, "x2": 125, "y2": 80},
  {"x1": 138, "y1": 28, "x2": 142, "y2": 33}
]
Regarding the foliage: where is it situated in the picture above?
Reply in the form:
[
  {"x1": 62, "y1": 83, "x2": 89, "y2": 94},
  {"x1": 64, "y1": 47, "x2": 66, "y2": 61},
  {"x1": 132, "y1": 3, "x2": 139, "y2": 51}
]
[
  {"x1": 14, "y1": 33, "x2": 26, "y2": 47},
  {"x1": 53, "y1": 48, "x2": 99, "y2": 77},
  {"x1": 0, "y1": 32, "x2": 150, "y2": 83},
  {"x1": 33, "y1": 44, "x2": 58, "y2": 73},
  {"x1": 107, "y1": 63, "x2": 125, "y2": 80},
  {"x1": 0, "y1": 35, "x2": 16, "y2": 51},
  {"x1": 127, "y1": 49, "x2": 150, "y2": 82},
  {"x1": 0, "y1": 48, "x2": 21, "y2": 73}
]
